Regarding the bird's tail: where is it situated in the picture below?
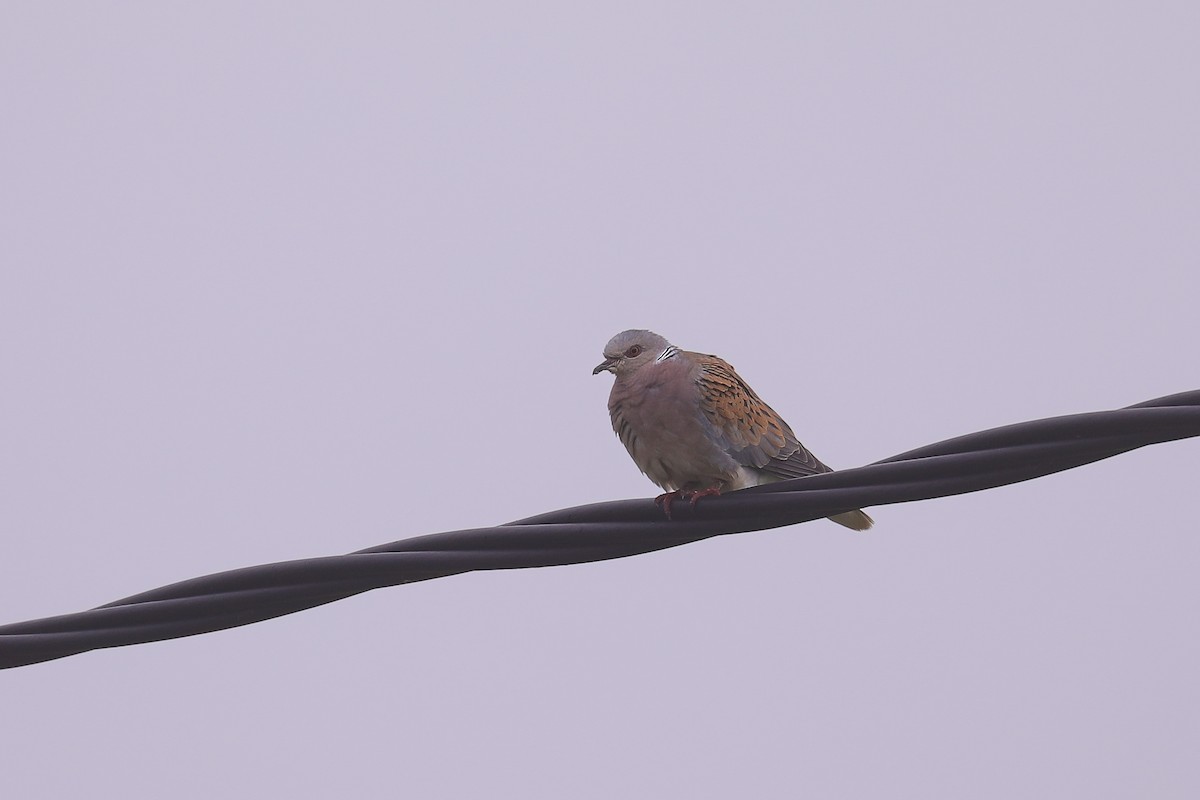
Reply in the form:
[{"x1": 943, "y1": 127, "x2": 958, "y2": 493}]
[{"x1": 828, "y1": 509, "x2": 874, "y2": 531}]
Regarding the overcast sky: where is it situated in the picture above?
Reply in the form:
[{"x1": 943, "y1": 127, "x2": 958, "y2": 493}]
[{"x1": 2, "y1": 3, "x2": 1198, "y2": 798}]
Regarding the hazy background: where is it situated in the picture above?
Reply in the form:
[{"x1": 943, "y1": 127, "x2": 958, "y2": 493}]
[{"x1": 2, "y1": 3, "x2": 1197, "y2": 797}]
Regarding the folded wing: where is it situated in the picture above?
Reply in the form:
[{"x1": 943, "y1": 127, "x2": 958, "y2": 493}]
[{"x1": 690, "y1": 352, "x2": 832, "y2": 480}]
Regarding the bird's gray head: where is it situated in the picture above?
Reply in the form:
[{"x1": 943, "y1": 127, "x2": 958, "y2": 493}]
[{"x1": 592, "y1": 329, "x2": 675, "y2": 377}]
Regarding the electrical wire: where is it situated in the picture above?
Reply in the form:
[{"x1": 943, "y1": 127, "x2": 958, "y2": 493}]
[{"x1": 2, "y1": 390, "x2": 1196, "y2": 670}]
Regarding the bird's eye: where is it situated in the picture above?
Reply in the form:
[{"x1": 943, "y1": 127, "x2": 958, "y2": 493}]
[{"x1": 625, "y1": 345, "x2": 643, "y2": 358}]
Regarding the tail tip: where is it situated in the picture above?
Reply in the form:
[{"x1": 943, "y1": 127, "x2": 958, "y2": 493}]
[{"x1": 829, "y1": 509, "x2": 874, "y2": 531}]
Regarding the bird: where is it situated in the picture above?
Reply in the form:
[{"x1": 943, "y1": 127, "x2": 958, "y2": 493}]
[{"x1": 593, "y1": 329, "x2": 873, "y2": 530}]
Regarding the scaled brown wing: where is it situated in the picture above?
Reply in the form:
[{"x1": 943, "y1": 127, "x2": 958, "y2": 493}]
[{"x1": 691, "y1": 352, "x2": 832, "y2": 479}]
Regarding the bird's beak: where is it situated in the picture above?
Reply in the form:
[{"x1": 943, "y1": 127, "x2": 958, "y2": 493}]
[{"x1": 593, "y1": 358, "x2": 618, "y2": 375}]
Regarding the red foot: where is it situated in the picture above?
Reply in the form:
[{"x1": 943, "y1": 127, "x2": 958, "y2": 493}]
[
  {"x1": 655, "y1": 490, "x2": 683, "y2": 520},
  {"x1": 686, "y1": 487, "x2": 722, "y2": 507},
  {"x1": 655, "y1": 487, "x2": 723, "y2": 519}
]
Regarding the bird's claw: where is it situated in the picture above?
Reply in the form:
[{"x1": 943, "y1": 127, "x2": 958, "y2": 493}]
[
  {"x1": 686, "y1": 487, "x2": 722, "y2": 506},
  {"x1": 655, "y1": 490, "x2": 682, "y2": 520},
  {"x1": 655, "y1": 487, "x2": 723, "y2": 519}
]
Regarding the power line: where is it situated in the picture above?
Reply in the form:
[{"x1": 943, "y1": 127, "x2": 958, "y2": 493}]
[{"x1": 2, "y1": 390, "x2": 1196, "y2": 670}]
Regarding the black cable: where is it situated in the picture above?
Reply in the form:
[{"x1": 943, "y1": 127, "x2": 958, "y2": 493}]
[{"x1": 2, "y1": 390, "x2": 1197, "y2": 670}]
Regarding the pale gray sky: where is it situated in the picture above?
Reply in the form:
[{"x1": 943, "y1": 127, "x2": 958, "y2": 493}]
[{"x1": 2, "y1": 3, "x2": 1198, "y2": 798}]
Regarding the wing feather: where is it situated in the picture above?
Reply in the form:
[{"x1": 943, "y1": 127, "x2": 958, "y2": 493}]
[{"x1": 690, "y1": 352, "x2": 831, "y2": 480}]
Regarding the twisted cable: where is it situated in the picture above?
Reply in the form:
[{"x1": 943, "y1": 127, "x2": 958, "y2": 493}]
[{"x1": 2, "y1": 390, "x2": 1197, "y2": 670}]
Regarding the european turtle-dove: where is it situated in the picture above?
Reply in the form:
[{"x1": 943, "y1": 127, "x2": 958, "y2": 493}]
[{"x1": 593, "y1": 329, "x2": 873, "y2": 530}]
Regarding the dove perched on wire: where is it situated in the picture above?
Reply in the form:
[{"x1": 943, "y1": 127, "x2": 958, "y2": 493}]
[{"x1": 593, "y1": 329, "x2": 873, "y2": 530}]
